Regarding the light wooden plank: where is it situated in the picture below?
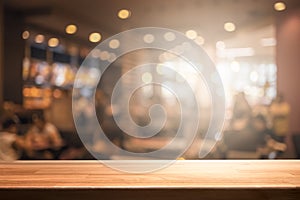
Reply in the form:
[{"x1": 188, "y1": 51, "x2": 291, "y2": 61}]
[{"x1": 0, "y1": 160, "x2": 299, "y2": 189}]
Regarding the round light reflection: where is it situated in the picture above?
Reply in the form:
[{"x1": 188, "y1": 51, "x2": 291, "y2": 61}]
[
  {"x1": 35, "y1": 34, "x2": 45, "y2": 43},
  {"x1": 216, "y1": 41, "x2": 226, "y2": 49},
  {"x1": 22, "y1": 31, "x2": 30, "y2": 39},
  {"x1": 118, "y1": 9, "x2": 131, "y2": 19},
  {"x1": 48, "y1": 38, "x2": 59, "y2": 47},
  {"x1": 109, "y1": 39, "x2": 120, "y2": 49},
  {"x1": 164, "y1": 32, "x2": 176, "y2": 41},
  {"x1": 65, "y1": 24, "x2": 77, "y2": 34},
  {"x1": 194, "y1": 36, "x2": 205, "y2": 45},
  {"x1": 274, "y1": 2, "x2": 286, "y2": 11},
  {"x1": 224, "y1": 22, "x2": 236, "y2": 32},
  {"x1": 89, "y1": 32, "x2": 101, "y2": 43},
  {"x1": 143, "y1": 34, "x2": 155, "y2": 44},
  {"x1": 142, "y1": 72, "x2": 152, "y2": 83},
  {"x1": 185, "y1": 30, "x2": 197, "y2": 39}
]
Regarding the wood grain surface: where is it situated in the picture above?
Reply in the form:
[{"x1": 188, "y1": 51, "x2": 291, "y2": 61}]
[{"x1": 0, "y1": 160, "x2": 299, "y2": 200}]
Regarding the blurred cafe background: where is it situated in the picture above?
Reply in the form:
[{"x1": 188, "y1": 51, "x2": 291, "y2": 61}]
[{"x1": 0, "y1": 0, "x2": 300, "y2": 160}]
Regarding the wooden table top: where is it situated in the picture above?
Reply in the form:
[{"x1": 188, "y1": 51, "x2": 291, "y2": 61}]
[{"x1": 0, "y1": 160, "x2": 299, "y2": 189}]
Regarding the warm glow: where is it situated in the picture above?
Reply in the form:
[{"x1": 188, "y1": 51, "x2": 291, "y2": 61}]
[
  {"x1": 65, "y1": 24, "x2": 77, "y2": 34},
  {"x1": 23, "y1": 88, "x2": 30, "y2": 97},
  {"x1": 68, "y1": 45, "x2": 79, "y2": 56},
  {"x1": 91, "y1": 49, "x2": 101, "y2": 58},
  {"x1": 118, "y1": 9, "x2": 131, "y2": 19},
  {"x1": 230, "y1": 61, "x2": 240, "y2": 72},
  {"x1": 109, "y1": 39, "x2": 120, "y2": 49},
  {"x1": 216, "y1": 41, "x2": 226, "y2": 49},
  {"x1": 22, "y1": 31, "x2": 30, "y2": 39},
  {"x1": 164, "y1": 32, "x2": 176, "y2": 41},
  {"x1": 143, "y1": 34, "x2": 155, "y2": 43},
  {"x1": 185, "y1": 30, "x2": 197, "y2": 39},
  {"x1": 194, "y1": 36, "x2": 205, "y2": 45},
  {"x1": 48, "y1": 38, "x2": 59, "y2": 47},
  {"x1": 142, "y1": 72, "x2": 152, "y2": 83},
  {"x1": 224, "y1": 22, "x2": 236, "y2": 32},
  {"x1": 260, "y1": 37, "x2": 277, "y2": 47},
  {"x1": 35, "y1": 34, "x2": 45, "y2": 43},
  {"x1": 217, "y1": 47, "x2": 254, "y2": 58},
  {"x1": 99, "y1": 51, "x2": 110, "y2": 60},
  {"x1": 89, "y1": 32, "x2": 101, "y2": 43},
  {"x1": 274, "y1": 2, "x2": 286, "y2": 11},
  {"x1": 156, "y1": 64, "x2": 164, "y2": 75},
  {"x1": 53, "y1": 89, "x2": 62, "y2": 98}
]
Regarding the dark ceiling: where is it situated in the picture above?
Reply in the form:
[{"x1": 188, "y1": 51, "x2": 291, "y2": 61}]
[{"x1": 4, "y1": 0, "x2": 300, "y2": 45}]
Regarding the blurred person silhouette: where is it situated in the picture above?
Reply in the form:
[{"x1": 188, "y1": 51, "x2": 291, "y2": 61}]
[
  {"x1": 230, "y1": 92, "x2": 252, "y2": 131},
  {"x1": 0, "y1": 117, "x2": 24, "y2": 161},
  {"x1": 251, "y1": 114, "x2": 271, "y2": 148},
  {"x1": 252, "y1": 114, "x2": 287, "y2": 158},
  {"x1": 24, "y1": 112, "x2": 64, "y2": 159},
  {"x1": 269, "y1": 93, "x2": 290, "y2": 143},
  {"x1": 223, "y1": 115, "x2": 268, "y2": 155}
]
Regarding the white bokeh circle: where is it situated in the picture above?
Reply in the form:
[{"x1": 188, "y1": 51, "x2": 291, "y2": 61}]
[{"x1": 72, "y1": 27, "x2": 225, "y2": 173}]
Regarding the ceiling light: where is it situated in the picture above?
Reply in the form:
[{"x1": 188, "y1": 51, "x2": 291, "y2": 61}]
[
  {"x1": 260, "y1": 38, "x2": 276, "y2": 47},
  {"x1": 217, "y1": 47, "x2": 254, "y2": 58},
  {"x1": 89, "y1": 32, "x2": 101, "y2": 43},
  {"x1": 35, "y1": 34, "x2": 45, "y2": 43},
  {"x1": 48, "y1": 38, "x2": 59, "y2": 47},
  {"x1": 22, "y1": 31, "x2": 30, "y2": 39},
  {"x1": 118, "y1": 9, "x2": 131, "y2": 19},
  {"x1": 224, "y1": 22, "x2": 236, "y2": 32},
  {"x1": 274, "y1": 2, "x2": 286, "y2": 11},
  {"x1": 65, "y1": 24, "x2": 77, "y2": 34},
  {"x1": 185, "y1": 30, "x2": 197, "y2": 40}
]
